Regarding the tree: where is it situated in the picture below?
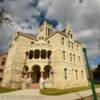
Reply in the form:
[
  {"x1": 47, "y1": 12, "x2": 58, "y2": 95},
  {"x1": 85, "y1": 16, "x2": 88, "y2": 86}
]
[
  {"x1": 0, "y1": 4, "x2": 10, "y2": 25},
  {"x1": 92, "y1": 63, "x2": 100, "y2": 83},
  {"x1": 97, "y1": 64, "x2": 100, "y2": 69}
]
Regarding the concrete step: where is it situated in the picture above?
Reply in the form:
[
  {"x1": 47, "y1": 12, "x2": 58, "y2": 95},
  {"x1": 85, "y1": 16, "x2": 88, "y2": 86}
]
[{"x1": 30, "y1": 83, "x2": 39, "y2": 89}]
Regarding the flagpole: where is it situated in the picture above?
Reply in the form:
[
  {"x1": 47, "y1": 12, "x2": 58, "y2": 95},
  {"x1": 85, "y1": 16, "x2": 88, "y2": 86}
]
[{"x1": 83, "y1": 48, "x2": 97, "y2": 100}]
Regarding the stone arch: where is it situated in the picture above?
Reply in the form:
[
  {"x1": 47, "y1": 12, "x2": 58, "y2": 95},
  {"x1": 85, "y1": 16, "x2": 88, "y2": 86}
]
[
  {"x1": 43, "y1": 65, "x2": 52, "y2": 79},
  {"x1": 31, "y1": 65, "x2": 41, "y2": 83}
]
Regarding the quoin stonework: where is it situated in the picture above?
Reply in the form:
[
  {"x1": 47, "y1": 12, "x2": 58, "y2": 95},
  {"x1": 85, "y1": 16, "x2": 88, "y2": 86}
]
[{"x1": 2, "y1": 21, "x2": 88, "y2": 89}]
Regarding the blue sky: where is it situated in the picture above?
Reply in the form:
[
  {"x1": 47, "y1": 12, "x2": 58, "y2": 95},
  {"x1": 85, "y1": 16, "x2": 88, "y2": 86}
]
[{"x1": 0, "y1": 0, "x2": 100, "y2": 67}]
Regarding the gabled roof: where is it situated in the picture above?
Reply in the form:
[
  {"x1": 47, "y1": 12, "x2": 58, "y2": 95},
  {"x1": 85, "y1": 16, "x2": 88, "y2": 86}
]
[
  {"x1": 45, "y1": 31, "x2": 68, "y2": 40},
  {"x1": 16, "y1": 31, "x2": 82, "y2": 45},
  {"x1": 17, "y1": 32, "x2": 38, "y2": 41},
  {"x1": 46, "y1": 31, "x2": 82, "y2": 45}
]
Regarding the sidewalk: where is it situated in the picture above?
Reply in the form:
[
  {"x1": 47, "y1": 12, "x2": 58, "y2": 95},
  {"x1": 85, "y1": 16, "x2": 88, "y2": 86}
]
[{"x1": 0, "y1": 88, "x2": 100, "y2": 100}]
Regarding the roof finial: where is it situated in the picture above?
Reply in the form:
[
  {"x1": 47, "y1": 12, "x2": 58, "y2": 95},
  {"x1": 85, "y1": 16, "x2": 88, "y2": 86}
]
[{"x1": 66, "y1": 24, "x2": 72, "y2": 33}]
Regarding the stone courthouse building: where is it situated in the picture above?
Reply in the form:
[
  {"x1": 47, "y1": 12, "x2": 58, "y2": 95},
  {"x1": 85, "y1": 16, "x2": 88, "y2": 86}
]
[{"x1": 2, "y1": 21, "x2": 88, "y2": 88}]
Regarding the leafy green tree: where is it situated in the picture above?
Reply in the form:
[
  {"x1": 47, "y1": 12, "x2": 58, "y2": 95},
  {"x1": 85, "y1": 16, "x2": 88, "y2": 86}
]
[{"x1": 92, "y1": 63, "x2": 100, "y2": 83}]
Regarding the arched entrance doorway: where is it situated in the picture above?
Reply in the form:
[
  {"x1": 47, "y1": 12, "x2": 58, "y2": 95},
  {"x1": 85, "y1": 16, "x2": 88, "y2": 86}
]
[
  {"x1": 43, "y1": 65, "x2": 52, "y2": 79},
  {"x1": 31, "y1": 65, "x2": 41, "y2": 83}
]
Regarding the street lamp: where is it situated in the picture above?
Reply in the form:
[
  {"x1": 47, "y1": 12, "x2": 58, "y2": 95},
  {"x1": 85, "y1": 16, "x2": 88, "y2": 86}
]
[{"x1": 83, "y1": 48, "x2": 97, "y2": 100}]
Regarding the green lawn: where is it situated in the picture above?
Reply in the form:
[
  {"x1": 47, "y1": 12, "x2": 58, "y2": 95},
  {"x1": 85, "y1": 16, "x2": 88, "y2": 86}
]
[
  {"x1": 0, "y1": 87, "x2": 19, "y2": 93},
  {"x1": 40, "y1": 85, "x2": 100, "y2": 95}
]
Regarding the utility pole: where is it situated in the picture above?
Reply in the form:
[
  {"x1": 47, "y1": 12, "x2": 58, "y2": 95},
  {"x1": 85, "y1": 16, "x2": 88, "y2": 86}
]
[{"x1": 83, "y1": 48, "x2": 97, "y2": 100}]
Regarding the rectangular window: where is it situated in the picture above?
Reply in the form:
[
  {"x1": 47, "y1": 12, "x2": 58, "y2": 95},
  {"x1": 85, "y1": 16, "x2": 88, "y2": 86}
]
[
  {"x1": 79, "y1": 56, "x2": 81, "y2": 63},
  {"x1": 47, "y1": 41, "x2": 50, "y2": 44},
  {"x1": 68, "y1": 41, "x2": 70, "y2": 48},
  {"x1": 70, "y1": 34, "x2": 72, "y2": 39},
  {"x1": 75, "y1": 70, "x2": 78, "y2": 80},
  {"x1": 46, "y1": 28, "x2": 48, "y2": 34},
  {"x1": 0, "y1": 69, "x2": 3, "y2": 72},
  {"x1": 81, "y1": 71, "x2": 83, "y2": 80},
  {"x1": 48, "y1": 29, "x2": 50, "y2": 36},
  {"x1": 64, "y1": 68, "x2": 67, "y2": 80},
  {"x1": 1, "y1": 60, "x2": 5, "y2": 65},
  {"x1": 77, "y1": 45, "x2": 79, "y2": 49},
  {"x1": 63, "y1": 51, "x2": 65, "y2": 60},
  {"x1": 31, "y1": 41, "x2": 34, "y2": 44},
  {"x1": 72, "y1": 42, "x2": 73, "y2": 49},
  {"x1": 70, "y1": 53, "x2": 72, "y2": 61},
  {"x1": 62, "y1": 37, "x2": 64, "y2": 45},
  {"x1": 48, "y1": 29, "x2": 51, "y2": 36},
  {"x1": 73, "y1": 54, "x2": 75, "y2": 62}
]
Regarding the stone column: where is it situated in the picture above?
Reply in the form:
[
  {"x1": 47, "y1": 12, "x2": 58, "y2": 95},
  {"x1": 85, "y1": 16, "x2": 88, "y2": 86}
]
[
  {"x1": 39, "y1": 71, "x2": 45, "y2": 89},
  {"x1": 46, "y1": 50, "x2": 48, "y2": 59}
]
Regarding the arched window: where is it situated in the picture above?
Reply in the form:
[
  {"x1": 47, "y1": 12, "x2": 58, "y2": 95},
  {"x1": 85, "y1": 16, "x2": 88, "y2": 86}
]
[
  {"x1": 23, "y1": 65, "x2": 29, "y2": 72},
  {"x1": 47, "y1": 50, "x2": 51, "y2": 59},
  {"x1": 29, "y1": 50, "x2": 33, "y2": 59},
  {"x1": 34, "y1": 49, "x2": 40, "y2": 59},
  {"x1": 41, "y1": 49, "x2": 46, "y2": 59}
]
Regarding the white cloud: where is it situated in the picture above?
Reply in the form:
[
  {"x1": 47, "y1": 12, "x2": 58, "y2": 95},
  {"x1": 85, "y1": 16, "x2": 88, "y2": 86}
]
[
  {"x1": 76, "y1": 30, "x2": 93, "y2": 38},
  {"x1": 0, "y1": 0, "x2": 100, "y2": 65}
]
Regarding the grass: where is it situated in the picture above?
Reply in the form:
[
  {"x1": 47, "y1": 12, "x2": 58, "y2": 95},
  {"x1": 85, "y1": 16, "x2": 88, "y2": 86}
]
[
  {"x1": 40, "y1": 85, "x2": 100, "y2": 95},
  {"x1": 0, "y1": 87, "x2": 20, "y2": 93}
]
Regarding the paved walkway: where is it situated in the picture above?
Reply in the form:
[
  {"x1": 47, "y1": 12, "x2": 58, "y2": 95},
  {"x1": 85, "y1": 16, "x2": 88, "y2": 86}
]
[{"x1": 0, "y1": 88, "x2": 100, "y2": 100}]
